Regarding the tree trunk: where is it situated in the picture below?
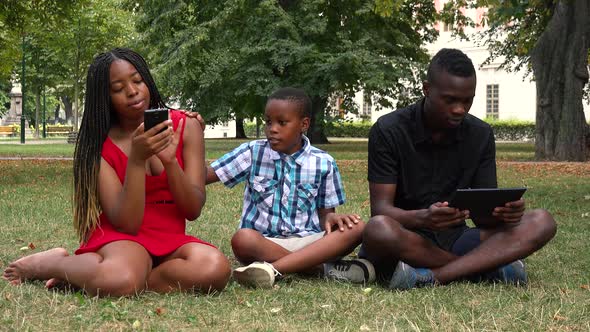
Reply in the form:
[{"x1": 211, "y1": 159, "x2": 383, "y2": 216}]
[
  {"x1": 531, "y1": 0, "x2": 590, "y2": 161},
  {"x1": 308, "y1": 96, "x2": 329, "y2": 144},
  {"x1": 62, "y1": 95, "x2": 73, "y2": 122},
  {"x1": 34, "y1": 90, "x2": 40, "y2": 138},
  {"x1": 235, "y1": 116, "x2": 247, "y2": 138}
]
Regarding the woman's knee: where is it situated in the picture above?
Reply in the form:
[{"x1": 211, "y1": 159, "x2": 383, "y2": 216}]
[
  {"x1": 194, "y1": 249, "x2": 231, "y2": 292},
  {"x1": 96, "y1": 268, "x2": 148, "y2": 297}
]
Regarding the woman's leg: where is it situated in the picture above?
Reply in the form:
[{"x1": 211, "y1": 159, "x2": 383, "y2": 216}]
[
  {"x1": 147, "y1": 243, "x2": 231, "y2": 294},
  {"x1": 3, "y1": 241, "x2": 153, "y2": 297}
]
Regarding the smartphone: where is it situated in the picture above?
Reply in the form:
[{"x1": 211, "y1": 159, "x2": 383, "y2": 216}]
[{"x1": 144, "y1": 108, "x2": 169, "y2": 133}]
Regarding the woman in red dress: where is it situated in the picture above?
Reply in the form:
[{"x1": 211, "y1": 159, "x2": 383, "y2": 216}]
[{"x1": 3, "y1": 48, "x2": 231, "y2": 296}]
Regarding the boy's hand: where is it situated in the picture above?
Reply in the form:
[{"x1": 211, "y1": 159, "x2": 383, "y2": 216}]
[
  {"x1": 180, "y1": 110, "x2": 206, "y2": 130},
  {"x1": 492, "y1": 199, "x2": 525, "y2": 223},
  {"x1": 324, "y1": 213, "x2": 362, "y2": 234}
]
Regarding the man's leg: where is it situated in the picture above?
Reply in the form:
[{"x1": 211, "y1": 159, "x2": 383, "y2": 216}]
[
  {"x1": 432, "y1": 209, "x2": 556, "y2": 283},
  {"x1": 362, "y1": 215, "x2": 458, "y2": 274}
]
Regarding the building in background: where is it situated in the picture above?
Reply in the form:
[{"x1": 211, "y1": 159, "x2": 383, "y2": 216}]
[{"x1": 355, "y1": 1, "x2": 590, "y2": 124}]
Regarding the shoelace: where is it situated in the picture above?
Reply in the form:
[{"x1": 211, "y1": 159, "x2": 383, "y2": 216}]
[{"x1": 263, "y1": 262, "x2": 283, "y2": 277}]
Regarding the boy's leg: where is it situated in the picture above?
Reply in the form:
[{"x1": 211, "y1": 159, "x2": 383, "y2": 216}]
[
  {"x1": 231, "y1": 228, "x2": 293, "y2": 264},
  {"x1": 265, "y1": 222, "x2": 365, "y2": 274},
  {"x1": 147, "y1": 242, "x2": 231, "y2": 294},
  {"x1": 231, "y1": 224, "x2": 371, "y2": 287},
  {"x1": 3, "y1": 241, "x2": 153, "y2": 297}
]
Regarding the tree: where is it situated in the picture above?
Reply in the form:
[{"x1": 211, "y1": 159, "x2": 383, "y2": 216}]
[
  {"x1": 133, "y1": 0, "x2": 438, "y2": 143},
  {"x1": 52, "y1": 0, "x2": 136, "y2": 129},
  {"x1": 443, "y1": 0, "x2": 590, "y2": 161}
]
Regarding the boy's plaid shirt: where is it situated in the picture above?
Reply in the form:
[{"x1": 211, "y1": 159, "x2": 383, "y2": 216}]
[{"x1": 211, "y1": 136, "x2": 346, "y2": 237}]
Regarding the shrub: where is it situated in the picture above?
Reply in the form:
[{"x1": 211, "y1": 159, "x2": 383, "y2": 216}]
[
  {"x1": 486, "y1": 119, "x2": 535, "y2": 141},
  {"x1": 245, "y1": 119, "x2": 538, "y2": 141}
]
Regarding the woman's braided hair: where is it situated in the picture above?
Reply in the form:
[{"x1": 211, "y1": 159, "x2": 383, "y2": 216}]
[{"x1": 73, "y1": 48, "x2": 166, "y2": 243}]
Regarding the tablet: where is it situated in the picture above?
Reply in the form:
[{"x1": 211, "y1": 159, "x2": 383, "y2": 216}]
[{"x1": 449, "y1": 187, "x2": 527, "y2": 227}]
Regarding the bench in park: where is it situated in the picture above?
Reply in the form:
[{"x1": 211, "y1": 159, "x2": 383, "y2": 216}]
[
  {"x1": 0, "y1": 126, "x2": 16, "y2": 137},
  {"x1": 46, "y1": 125, "x2": 73, "y2": 136}
]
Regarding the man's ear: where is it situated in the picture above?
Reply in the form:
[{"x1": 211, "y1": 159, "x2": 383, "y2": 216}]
[
  {"x1": 422, "y1": 80, "x2": 430, "y2": 97},
  {"x1": 301, "y1": 117, "x2": 310, "y2": 133}
]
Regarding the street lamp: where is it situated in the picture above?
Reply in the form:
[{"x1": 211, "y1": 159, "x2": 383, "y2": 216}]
[{"x1": 20, "y1": 34, "x2": 25, "y2": 144}]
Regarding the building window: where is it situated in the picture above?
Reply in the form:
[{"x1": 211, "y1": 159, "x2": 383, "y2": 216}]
[
  {"x1": 486, "y1": 84, "x2": 499, "y2": 119},
  {"x1": 361, "y1": 92, "x2": 372, "y2": 118},
  {"x1": 443, "y1": 22, "x2": 452, "y2": 32}
]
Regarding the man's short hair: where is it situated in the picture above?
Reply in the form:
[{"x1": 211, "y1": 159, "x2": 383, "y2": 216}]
[
  {"x1": 268, "y1": 87, "x2": 312, "y2": 118},
  {"x1": 427, "y1": 48, "x2": 476, "y2": 84}
]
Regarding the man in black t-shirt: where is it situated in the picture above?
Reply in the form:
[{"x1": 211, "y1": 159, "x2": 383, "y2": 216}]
[{"x1": 361, "y1": 48, "x2": 557, "y2": 289}]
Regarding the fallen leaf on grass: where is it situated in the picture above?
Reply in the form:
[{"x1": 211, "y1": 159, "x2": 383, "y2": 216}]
[
  {"x1": 270, "y1": 307, "x2": 282, "y2": 313},
  {"x1": 552, "y1": 314, "x2": 567, "y2": 321},
  {"x1": 581, "y1": 284, "x2": 589, "y2": 290},
  {"x1": 155, "y1": 307, "x2": 165, "y2": 316},
  {"x1": 582, "y1": 212, "x2": 589, "y2": 218},
  {"x1": 584, "y1": 195, "x2": 590, "y2": 200},
  {"x1": 360, "y1": 324, "x2": 371, "y2": 331},
  {"x1": 320, "y1": 304, "x2": 331, "y2": 309},
  {"x1": 4, "y1": 293, "x2": 11, "y2": 301},
  {"x1": 19, "y1": 246, "x2": 29, "y2": 251},
  {"x1": 363, "y1": 287, "x2": 372, "y2": 295},
  {"x1": 28, "y1": 242, "x2": 35, "y2": 250},
  {"x1": 132, "y1": 320, "x2": 141, "y2": 329}
]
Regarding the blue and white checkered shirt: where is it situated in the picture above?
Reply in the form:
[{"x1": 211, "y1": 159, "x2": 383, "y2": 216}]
[{"x1": 211, "y1": 135, "x2": 346, "y2": 237}]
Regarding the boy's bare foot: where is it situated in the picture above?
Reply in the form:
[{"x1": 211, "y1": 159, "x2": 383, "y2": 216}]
[{"x1": 3, "y1": 248, "x2": 69, "y2": 285}]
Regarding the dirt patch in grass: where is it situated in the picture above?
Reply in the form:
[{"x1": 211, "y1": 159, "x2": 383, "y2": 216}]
[{"x1": 499, "y1": 161, "x2": 590, "y2": 177}]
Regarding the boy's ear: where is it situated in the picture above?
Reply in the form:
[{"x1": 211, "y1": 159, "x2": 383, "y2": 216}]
[{"x1": 301, "y1": 116, "x2": 310, "y2": 133}]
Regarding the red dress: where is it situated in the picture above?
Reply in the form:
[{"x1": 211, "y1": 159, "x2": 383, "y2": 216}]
[{"x1": 76, "y1": 110, "x2": 213, "y2": 256}]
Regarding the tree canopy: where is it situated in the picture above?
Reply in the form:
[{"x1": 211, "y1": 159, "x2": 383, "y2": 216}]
[{"x1": 133, "y1": 0, "x2": 439, "y2": 143}]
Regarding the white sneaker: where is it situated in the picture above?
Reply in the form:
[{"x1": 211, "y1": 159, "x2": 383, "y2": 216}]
[{"x1": 233, "y1": 262, "x2": 281, "y2": 288}]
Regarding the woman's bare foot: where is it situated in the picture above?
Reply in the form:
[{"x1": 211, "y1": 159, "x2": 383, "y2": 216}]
[
  {"x1": 3, "y1": 248, "x2": 69, "y2": 285},
  {"x1": 45, "y1": 278, "x2": 64, "y2": 289}
]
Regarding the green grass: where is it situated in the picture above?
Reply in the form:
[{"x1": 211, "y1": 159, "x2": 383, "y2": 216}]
[
  {"x1": 0, "y1": 138, "x2": 536, "y2": 161},
  {"x1": 1, "y1": 158, "x2": 589, "y2": 331}
]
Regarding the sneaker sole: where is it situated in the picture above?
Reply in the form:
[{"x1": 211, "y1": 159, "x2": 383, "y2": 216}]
[{"x1": 233, "y1": 265, "x2": 274, "y2": 288}]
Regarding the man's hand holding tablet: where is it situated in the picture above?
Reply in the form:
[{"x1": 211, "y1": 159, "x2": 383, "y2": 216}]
[{"x1": 449, "y1": 188, "x2": 527, "y2": 228}]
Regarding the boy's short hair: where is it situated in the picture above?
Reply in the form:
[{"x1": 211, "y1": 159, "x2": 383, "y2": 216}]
[
  {"x1": 427, "y1": 48, "x2": 476, "y2": 84},
  {"x1": 268, "y1": 87, "x2": 312, "y2": 118}
]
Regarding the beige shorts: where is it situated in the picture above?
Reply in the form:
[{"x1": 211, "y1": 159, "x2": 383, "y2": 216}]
[{"x1": 265, "y1": 232, "x2": 326, "y2": 252}]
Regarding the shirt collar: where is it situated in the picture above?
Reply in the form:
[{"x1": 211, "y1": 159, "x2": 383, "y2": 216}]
[{"x1": 267, "y1": 135, "x2": 311, "y2": 165}]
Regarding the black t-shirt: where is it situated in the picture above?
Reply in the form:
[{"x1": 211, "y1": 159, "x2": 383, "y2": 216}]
[{"x1": 368, "y1": 98, "x2": 497, "y2": 211}]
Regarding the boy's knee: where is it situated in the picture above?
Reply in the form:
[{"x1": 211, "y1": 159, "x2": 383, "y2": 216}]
[{"x1": 231, "y1": 228, "x2": 261, "y2": 258}]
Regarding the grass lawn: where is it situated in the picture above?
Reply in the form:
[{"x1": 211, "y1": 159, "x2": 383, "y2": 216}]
[
  {"x1": 1, "y1": 141, "x2": 588, "y2": 331},
  {"x1": 0, "y1": 138, "x2": 536, "y2": 161}
]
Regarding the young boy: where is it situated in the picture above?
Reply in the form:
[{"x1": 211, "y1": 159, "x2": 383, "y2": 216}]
[{"x1": 207, "y1": 87, "x2": 375, "y2": 288}]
